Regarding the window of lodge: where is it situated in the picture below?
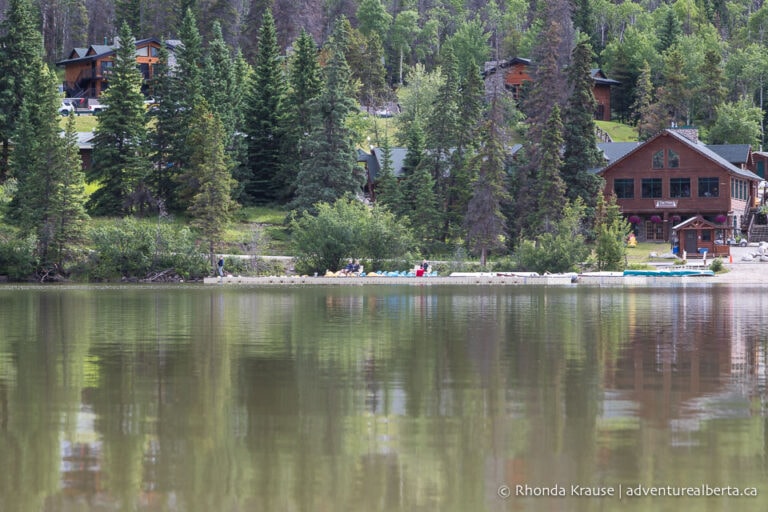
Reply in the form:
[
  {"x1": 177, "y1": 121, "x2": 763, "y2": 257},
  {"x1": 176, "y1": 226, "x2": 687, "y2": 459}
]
[
  {"x1": 667, "y1": 149, "x2": 679, "y2": 168},
  {"x1": 699, "y1": 177, "x2": 719, "y2": 197},
  {"x1": 652, "y1": 150, "x2": 664, "y2": 169},
  {"x1": 670, "y1": 177, "x2": 690, "y2": 198},
  {"x1": 614, "y1": 178, "x2": 634, "y2": 198},
  {"x1": 642, "y1": 178, "x2": 662, "y2": 198}
]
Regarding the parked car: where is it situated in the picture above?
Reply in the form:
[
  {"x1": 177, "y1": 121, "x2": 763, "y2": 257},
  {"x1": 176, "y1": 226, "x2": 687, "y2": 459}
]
[{"x1": 59, "y1": 101, "x2": 75, "y2": 116}]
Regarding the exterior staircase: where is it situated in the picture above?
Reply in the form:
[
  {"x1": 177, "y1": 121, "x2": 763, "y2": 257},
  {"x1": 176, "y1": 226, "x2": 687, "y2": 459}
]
[{"x1": 749, "y1": 224, "x2": 768, "y2": 243}]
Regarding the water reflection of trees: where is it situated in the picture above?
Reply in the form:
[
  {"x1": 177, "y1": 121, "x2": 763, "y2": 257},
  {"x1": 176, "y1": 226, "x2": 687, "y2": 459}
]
[{"x1": 0, "y1": 287, "x2": 766, "y2": 511}]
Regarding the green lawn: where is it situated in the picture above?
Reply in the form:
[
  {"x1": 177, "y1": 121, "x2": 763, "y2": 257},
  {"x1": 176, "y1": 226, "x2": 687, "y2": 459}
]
[
  {"x1": 596, "y1": 120, "x2": 637, "y2": 143},
  {"x1": 60, "y1": 113, "x2": 99, "y2": 132}
]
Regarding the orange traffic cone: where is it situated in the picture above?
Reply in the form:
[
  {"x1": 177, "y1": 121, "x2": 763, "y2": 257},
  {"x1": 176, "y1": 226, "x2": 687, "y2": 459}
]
[{"x1": 729, "y1": 254, "x2": 733, "y2": 263}]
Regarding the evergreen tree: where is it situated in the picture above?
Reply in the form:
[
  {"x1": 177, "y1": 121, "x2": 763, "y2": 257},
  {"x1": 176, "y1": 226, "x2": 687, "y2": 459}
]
[
  {"x1": 244, "y1": 9, "x2": 288, "y2": 204},
  {"x1": 632, "y1": 61, "x2": 660, "y2": 141},
  {"x1": 657, "y1": 6, "x2": 682, "y2": 52},
  {"x1": 0, "y1": 0, "x2": 44, "y2": 180},
  {"x1": 374, "y1": 137, "x2": 403, "y2": 213},
  {"x1": 187, "y1": 102, "x2": 239, "y2": 259},
  {"x1": 115, "y1": 0, "x2": 141, "y2": 35},
  {"x1": 147, "y1": 44, "x2": 178, "y2": 210},
  {"x1": 203, "y1": 21, "x2": 238, "y2": 144},
  {"x1": 465, "y1": 94, "x2": 510, "y2": 266},
  {"x1": 656, "y1": 47, "x2": 690, "y2": 127},
  {"x1": 8, "y1": 63, "x2": 88, "y2": 270},
  {"x1": 562, "y1": 37, "x2": 604, "y2": 213},
  {"x1": 149, "y1": 8, "x2": 206, "y2": 212},
  {"x1": 533, "y1": 105, "x2": 567, "y2": 235},
  {"x1": 594, "y1": 192, "x2": 630, "y2": 271},
  {"x1": 87, "y1": 22, "x2": 151, "y2": 215},
  {"x1": 53, "y1": 112, "x2": 90, "y2": 268},
  {"x1": 280, "y1": 29, "x2": 322, "y2": 200},
  {"x1": 425, "y1": 48, "x2": 459, "y2": 189},
  {"x1": 695, "y1": 49, "x2": 727, "y2": 128},
  {"x1": 403, "y1": 162, "x2": 441, "y2": 251},
  {"x1": 572, "y1": 0, "x2": 600, "y2": 51},
  {"x1": 291, "y1": 17, "x2": 364, "y2": 215}
]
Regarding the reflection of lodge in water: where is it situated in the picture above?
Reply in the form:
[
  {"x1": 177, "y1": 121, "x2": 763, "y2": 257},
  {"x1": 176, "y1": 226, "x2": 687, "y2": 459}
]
[{"x1": 606, "y1": 289, "x2": 766, "y2": 424}]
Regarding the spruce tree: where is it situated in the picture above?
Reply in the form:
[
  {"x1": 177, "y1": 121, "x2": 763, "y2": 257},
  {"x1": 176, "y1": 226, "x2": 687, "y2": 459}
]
[
  {"x1": 374, "y1": 137, "x2": 404, "y2": 214},
  {"x1": 187, "y1": 102, "x2": 239, "y2": 259},
  {"x1": 533, "y1": 105, "x2": 567, "y2": 235},
  {"x1": 160, "y1": 7, "x2": 205, "y2": 210},
  {"x1": 87, "y1": 22, "x2": 151, "y2": 216},
  {"x1": 594, "y1": 192, "x2": 630, "y2": 271},
  {"x1": 0, "y1": 0, "x2": 44, "y2": 180},
  {"x1": 280, "y1": 29, "x2": 322, "y2": 200},
  {"x1": 465, "y1": 94, "x2": 510, "y2": 266},
  {"x1": 291, "y1": 17, "x2": 363, "y2": 215},
  {"x1": 244, "y1": 9, "x2": 287, "y2": 204},
  {"x1": 8, "y1": 63, "x2": 88, "y2": 271},
  {"x1": 696, "y1": 49, "x2": 727, "y2": 128},
  {"x1": 632, "y1": 61, "x2": 659, "y2": 141},
  {"x1": 203, "y1": 21, "x2": 238, "y2": 144},
  {"x1": 562, "y1": 37, "x2": 604, "y2": 213}
]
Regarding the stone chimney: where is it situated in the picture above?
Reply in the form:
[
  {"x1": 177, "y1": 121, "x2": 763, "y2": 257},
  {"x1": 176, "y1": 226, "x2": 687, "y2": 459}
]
[{"x1": 669, "y1": 123, "x2": 699, "y2": 143}]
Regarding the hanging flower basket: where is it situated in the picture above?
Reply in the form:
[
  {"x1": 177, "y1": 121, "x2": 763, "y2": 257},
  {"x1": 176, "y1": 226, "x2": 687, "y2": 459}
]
[
  {"x1": 628, "y1": 215, "x2": 641, "y2": 224},
  {"x1": 715, "y1": 214, "x2": 727, "y2": 224},
  {"x1": 650, "y1": 215, "x2": 662, "y2": 224},
  {"x1": 671, "y1": 215, "x2": 681, "y2": 224}
]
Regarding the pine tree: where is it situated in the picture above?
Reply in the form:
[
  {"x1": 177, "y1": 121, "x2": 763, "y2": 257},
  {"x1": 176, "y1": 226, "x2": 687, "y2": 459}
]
[
  {"x1": 87, "y1": 22, "x2": 151, "y2": 216},
  {"x1": 147, "y1": 44, "x2": 178, "y2": 211},
  {"x1": 403, "y1": 163, "x2": 441, "y2": 251},
  {"x1": 291, "y1": 17, "x2": 364, "y2": 215},
  {"x1": 187, "y1": 102, "x2": 239, "y2": 258},
  {"x1": 562, "y1": 37, "x2": 604, "y2": 213},
  {"x1": 0, "y1": 0, "x2": 44, "y2": 180},
  {"x1": 244, "y1": 9, "x2": 288, "y2": 204}
]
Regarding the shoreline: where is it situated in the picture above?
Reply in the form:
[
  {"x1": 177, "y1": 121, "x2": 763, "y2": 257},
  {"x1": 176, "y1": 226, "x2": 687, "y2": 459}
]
[{"x1": 202, "y1": 261, "x2": 765, "y2": 287}]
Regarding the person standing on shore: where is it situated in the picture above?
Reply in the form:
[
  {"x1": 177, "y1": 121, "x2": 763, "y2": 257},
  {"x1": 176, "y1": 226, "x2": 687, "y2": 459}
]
[{"x1": 217, "y1": 256, "x2": 225, "y2": 278}]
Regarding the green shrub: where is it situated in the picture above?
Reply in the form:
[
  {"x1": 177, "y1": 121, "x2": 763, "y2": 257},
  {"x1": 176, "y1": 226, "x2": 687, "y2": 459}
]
[
  {"x1": 290, "y1": 197, "x2": 415, "y2": 275},
  {"x1": 709, "y1": 257, "x2": 724, "y2": 272},
  {"x1": 0, "y1": 227, "x2": 37, "y2": 280},
  {"x1": 88, "y1": 218, "x2": 208, "y2": 280}
]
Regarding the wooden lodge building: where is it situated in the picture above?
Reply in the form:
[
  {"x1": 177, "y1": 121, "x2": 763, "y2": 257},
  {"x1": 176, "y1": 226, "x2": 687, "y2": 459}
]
[
  {"x1": 482, "y1": 57, "x2": 619, "y2": 121},
  {"x1": 55, "y1": 37, "x2": 179, "y2": 99},
  {"x1": 597, "y1": 128, "x2": 764, "y2": 255}
]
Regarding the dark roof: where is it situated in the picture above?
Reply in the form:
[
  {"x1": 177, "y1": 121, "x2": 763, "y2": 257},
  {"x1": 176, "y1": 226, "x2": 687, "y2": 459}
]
[
  {"x1": 707, "y1": 144, "x2": 751, "y2": 165},
  {"x1": 590, "y1": 69, "x2": 621, "y2": 86},
  {"x1": 598, "y1": 142, "x2": 640, "y2": 164},
  {"x1": 56, "y1": 38, "x2": 167, "y2": 66},
  {"x1": 482, "y1": 58, "x2": 620, "y2": 87},
  {"x1": 597, "y1": 129, "x2": 762, "y2": 181}
]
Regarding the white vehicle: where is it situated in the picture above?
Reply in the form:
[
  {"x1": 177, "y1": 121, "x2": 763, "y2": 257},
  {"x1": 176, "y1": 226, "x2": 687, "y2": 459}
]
[{"x1": 59, "y1": 101, "x2": 75, "y2": 116}]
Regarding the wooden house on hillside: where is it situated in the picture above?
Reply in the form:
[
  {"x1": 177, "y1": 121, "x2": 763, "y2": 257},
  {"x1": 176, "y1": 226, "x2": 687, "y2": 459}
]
[
  {"x1": 56, "y1": 38, "x2": 179, "y2": 99},
  {"x1": 597, "y1": 128, "x2": 763, "y2": 247},
  {"x1": 482, "y1": 57, "x2": 619, "y2": 121}
]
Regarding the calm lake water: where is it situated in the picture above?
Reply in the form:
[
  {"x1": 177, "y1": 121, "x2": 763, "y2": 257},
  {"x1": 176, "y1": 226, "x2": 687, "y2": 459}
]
[{"x1": 0, "y1": 284, "x2": 766, "y2": 512}]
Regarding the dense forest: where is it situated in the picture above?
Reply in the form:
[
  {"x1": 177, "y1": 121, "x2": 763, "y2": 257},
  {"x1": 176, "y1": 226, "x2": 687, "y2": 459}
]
[{"x1": 2, "y1": 0, "x2": 768, "y2": 280}]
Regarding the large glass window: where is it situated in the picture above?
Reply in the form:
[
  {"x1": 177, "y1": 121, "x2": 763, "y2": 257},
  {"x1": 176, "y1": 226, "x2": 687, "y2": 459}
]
[
  {"x1": 652, "y1": 150, "x2": 664, "y2": 169},
  {"x1": 614, "y1": 178, "x2": 634, "y2": 198},
  {"x1": 699, "y1": 177, "x2": 719, "y2": 197},
  {"x1": 668, "y1": 149, "x2": 680, "y2": 168},
  {"x1": 670, "y1": 177, "x2": 690, "y2": 198},
  {"x1": 642, "y1": 178, "x2": 662, "y2": 198}
]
